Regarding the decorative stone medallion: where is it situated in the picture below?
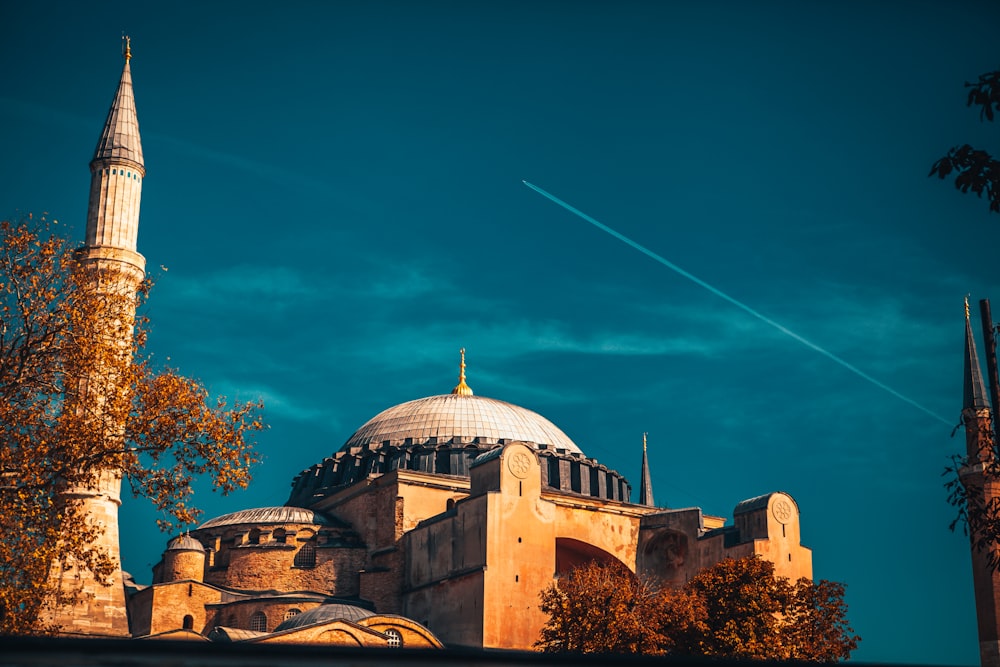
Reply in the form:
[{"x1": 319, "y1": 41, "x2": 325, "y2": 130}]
[
  {"x1": 772, "y1": 497, "x2": 793, "y2": 524},
  {"x1": 508, "y1": 451, "x2": 532, "y2": 479}
]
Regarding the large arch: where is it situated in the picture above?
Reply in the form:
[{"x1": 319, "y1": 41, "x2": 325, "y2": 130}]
[{"x1": 554, "y1": 537, "x2": 629, "y2": 575}]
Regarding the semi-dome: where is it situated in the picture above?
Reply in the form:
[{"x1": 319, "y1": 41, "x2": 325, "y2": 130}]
[
  {"x1": 341, "y1": 393, "x2": 583, "y2": 455},
  {"x1": 274, "y1": 603, "x2": 375, "y2": 632},
  {"x1": 199, "y1": 506, "x2": 331, "y2": 530}
]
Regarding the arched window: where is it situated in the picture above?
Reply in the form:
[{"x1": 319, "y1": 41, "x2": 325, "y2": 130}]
[
  {"x1": 293, "y1": 543, "x2": 316, "y2": 568},
  {"x1": 272, "y1": 528, "x2": 287, "y2": 544},
  {"x1": 284, "y1": 608, "x2": 301, "y2": 620},
  {"x1": 385, "y1": 628, "x2": 403, "y2": 648},
  {"x1": 248, "y1": 528, "x2": 261, "y2": 545},
  {"x1": 249, "y1": 611, "x2": 267, "y2": 632},
  {"x1": 182, "y1": 615, "x2": 194, "y2": 630}
]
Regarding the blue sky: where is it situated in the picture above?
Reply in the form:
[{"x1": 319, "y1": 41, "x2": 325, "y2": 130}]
[{"x1": 3, "y1": 1, "x2": 999, "y2": 663}]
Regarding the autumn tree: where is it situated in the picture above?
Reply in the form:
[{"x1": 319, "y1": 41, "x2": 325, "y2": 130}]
[
  {"x1": 783, "y1": 578, "x2": 858, "y2": 662},
  {"x1": 537, "y1": 555, "x2": 859, "y2": 661},
  {"x1": 684, "y1": 553, "x2": 790, "y2": 658},
  {"x1": 0, "y1": 213, "x2": 264, "y2": 634},
  {"x1": 930, "y1": 69, "x2": 1000, "y2": 214},
  {"x1": 686, "y1": 556, "x2": 858, "y2": 661},
  {"x1": 535, "y1": 560, "x2": 706, "y2": 654}
]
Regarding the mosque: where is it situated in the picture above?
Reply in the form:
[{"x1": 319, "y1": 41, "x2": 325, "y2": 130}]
[{"x1": 47, "y1": 46, "x2": 815, "y2": 649}]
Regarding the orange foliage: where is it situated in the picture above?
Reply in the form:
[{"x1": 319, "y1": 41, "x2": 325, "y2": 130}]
[
  {"x1": 537, "y1": 555, "x2": 859, "y2": 661},
  {"x1": 0, "y1": 213, "x2": 264, "y2": 633}
]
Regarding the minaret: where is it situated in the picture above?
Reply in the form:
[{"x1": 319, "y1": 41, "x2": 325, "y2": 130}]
[
  {"x1": 961, "y1": 296, "x2": 1000, "y2": 667},
  {"x1": 638, "y1": 432, "x2": 655, "y2": 506},
  {"x1": 44, "y1": 37, "x2": 146, "y2": 637}
]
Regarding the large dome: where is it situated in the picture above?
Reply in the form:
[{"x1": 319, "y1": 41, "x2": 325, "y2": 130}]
[{"x1": 340, "y1": 393, "x2": 583, "y2": 455}]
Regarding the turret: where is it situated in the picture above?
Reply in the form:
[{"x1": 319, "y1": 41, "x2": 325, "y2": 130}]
[{"x1": 161, "y1": 535, "x2": 206, "y2": 583}]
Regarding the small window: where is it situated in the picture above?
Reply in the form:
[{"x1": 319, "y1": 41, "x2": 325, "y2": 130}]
[
  {"x1": 112, "y1": 168, "x2": 117, "y2": 175},
  {"x1": 249, "y1": 611, "x2": 267, "y2": 632},
  {"x1": 182, "y1": 615, "x2": 194, "y2": 630},
  {"x1": 385, "y1": 628, "x2": 403, "y2": 648},
  {"x1": 294, "y1": 543, "x2": 316, "y2": 568},
  {"x1": 273, "y1": 528, "x2": 287, "y2": 544},
  {"x1": 126, "y1": 171, "x2": 131, "y2": 177},
  {"x1": 284, "y1": 608, "x2": 301, "y2": 620},
  {"x1": 248, "y1": 528, "x2": 261, "y2": 545}
]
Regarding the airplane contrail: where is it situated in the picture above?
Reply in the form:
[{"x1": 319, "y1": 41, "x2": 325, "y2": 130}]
[{"x1": 522, "y1": 180, "x2": 951, "y2": 426}]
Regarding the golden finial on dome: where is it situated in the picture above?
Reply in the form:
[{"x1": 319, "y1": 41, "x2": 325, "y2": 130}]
[
  {"x1": 966, "y1": 294, "x2": 971, "y2": 321},
  {"x1": 643, "y1": 432, "x2": 648, "y2": 452},
  {"x1": 123, "y1": 34, "x2": 132, "y2": 63},
  {"x1": 451, "y1": 348, "x2": 474, "y2": 396}
]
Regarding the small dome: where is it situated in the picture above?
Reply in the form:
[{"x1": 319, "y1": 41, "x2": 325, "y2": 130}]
[
  {"x1": 199, "y1": 506, "x2": 332, "y2": 530},
  {"x1": 166, "y1": 534, "x2": 204, "y2": 552},
  {"x1": 341, "y1": 394, "x2": 583, "y2": 455},
  {"x1": 274, "y1": 603, "x2": 375, "y2": 632}
]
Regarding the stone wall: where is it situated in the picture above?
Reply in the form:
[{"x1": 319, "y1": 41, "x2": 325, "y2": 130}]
[{"x1": 191, "y1": 521, "x2": 365, "y2": 597}]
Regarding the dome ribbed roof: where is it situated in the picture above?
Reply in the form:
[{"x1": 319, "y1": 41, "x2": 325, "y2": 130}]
[
  {"x1": 166, "y1": 534, "x2": 205, "y2": 552},
  {"x1": 93, "y1": 57, "x2": 144, "y2": 169},
  {"x1": 199, "y1": 506, "x2": 331, "y2": 530},
  {"x1": 274, "y1": 604, "x2": 375, "y2": 632},
  {"x1": 341, "y1": 394, "x2": 583, "y2": 455}
]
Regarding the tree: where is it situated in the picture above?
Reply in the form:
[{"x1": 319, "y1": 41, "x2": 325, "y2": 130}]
[
  {"x1": 929, "y1": 69, "x2": 1000, "y2": 214},
  {"x1": 535, "y1": 560, "x2": 706, "y2": 654},
  {"x1": 686, "y1": 556, "x2": 858, "y2": 661},
  {"x1": 684, "y1": 553, "x2": 790, "y2": 658},
  {"x1": 536, "y1": 555, "x2": 859, "y2": 661},
  {"x1": 0, "y1": 213, "x2": 264, "y2": 634},
  {"x1": 783, "y1": 578, "x2": 859, "y2": 662}
]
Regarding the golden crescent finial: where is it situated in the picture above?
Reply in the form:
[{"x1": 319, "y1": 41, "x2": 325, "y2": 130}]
[
  {"x1": 123, "y1": 34, "x2": 132, "y2": 63},
  {"x1": 966, "y1": 294, "x2": 971, "y2": 321},
  {"x1": 643, "y1": 432, "x2": 648, "y2": 452},
  {"x1": 451, "y1": 348, "x2": 473, "y2": 396}
]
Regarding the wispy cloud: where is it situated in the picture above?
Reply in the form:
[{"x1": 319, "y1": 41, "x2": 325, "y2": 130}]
[{"x1": 205, "y1": 379, "x2": 335, "y2": 425}]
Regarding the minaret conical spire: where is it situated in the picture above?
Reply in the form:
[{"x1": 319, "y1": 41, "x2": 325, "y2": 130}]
[
  {"x1": 92, "y1": 36, "x2": 144, "y2": 170},
  {"x1": 638, "y1": 432, "x2": 655, "y2": 507},
  {"x1": 966, "y1": 296, "x2": 990, "y2": 412},
  {"x1": 81, "y1": 36, "x2": 146, "y2": 284}
]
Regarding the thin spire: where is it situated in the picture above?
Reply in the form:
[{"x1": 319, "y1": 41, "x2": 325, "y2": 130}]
[
  {"x1": 93, "y1": 38, "x2": 144, "y2": 170},
  {"x1": 451, "y1": 348, "x2": 473, "y2": 396},
  {"x1": 638, "y1": 432, "x2": 655, "y2": 507},
  {"x1": 965, "y1": 296, "x2": 990, "y2": 411}
]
